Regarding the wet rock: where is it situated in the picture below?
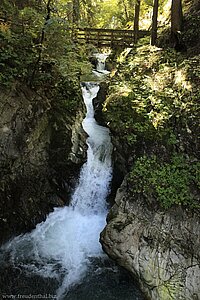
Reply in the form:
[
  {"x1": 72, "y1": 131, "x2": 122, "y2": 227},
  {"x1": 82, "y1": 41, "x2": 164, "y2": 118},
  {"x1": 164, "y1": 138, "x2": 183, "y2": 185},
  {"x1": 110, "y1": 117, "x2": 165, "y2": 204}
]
[
  {"x1": 93, "y1": 82, "x2": 108, "y2": 125},
  {"x1": 69, "y1": 110, "x2": 87, "y2": 164},
  {"x1": 89, "y1": 56, "x2": 98, "y2": 69},
  {"x1": 0, "y1": 82, "x2": 86, "y2": 244}
]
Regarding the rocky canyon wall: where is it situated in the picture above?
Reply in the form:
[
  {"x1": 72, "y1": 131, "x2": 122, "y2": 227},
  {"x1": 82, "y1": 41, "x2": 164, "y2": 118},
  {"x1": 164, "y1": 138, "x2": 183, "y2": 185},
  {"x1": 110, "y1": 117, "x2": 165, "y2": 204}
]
[
  {"x1": 101, "y1": 177, "x2": 200, "y2": 300},
  {"x1": 0, "y1": 82, "x2": 85, "y2": 244}
]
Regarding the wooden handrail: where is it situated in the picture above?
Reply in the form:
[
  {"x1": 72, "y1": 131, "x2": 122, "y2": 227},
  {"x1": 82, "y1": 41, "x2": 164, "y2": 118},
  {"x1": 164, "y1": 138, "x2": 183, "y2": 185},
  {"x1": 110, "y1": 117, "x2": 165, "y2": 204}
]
[
  {"x1": 77, "y1": 28, "x2": 135, "y2": 33},
  {"x1": 69, "y1": 27, "x2": 149, "y2": 47}
]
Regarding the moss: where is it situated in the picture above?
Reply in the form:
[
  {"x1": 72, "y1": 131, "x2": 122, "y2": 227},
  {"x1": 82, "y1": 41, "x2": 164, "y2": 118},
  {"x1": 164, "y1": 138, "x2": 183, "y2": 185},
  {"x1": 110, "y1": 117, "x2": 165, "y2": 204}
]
[
  {"x1": 104, "y1": 42, "x2": 200, "y2": 209},
  {"x1": 157, "y1": 271, "x2": 184, "y2": 300},
  {"x1": 158, "y1": 284, "x2": 177, "y2": 300}
]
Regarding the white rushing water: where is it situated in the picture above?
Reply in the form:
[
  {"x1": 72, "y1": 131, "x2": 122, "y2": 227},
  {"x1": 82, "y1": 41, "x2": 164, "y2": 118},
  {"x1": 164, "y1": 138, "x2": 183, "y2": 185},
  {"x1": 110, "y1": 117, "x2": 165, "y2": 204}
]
[
  {"x1": 1, "y1": 58, "x2": 112, "y2": 298},
  {"x1": 93, "y1": 53, "x2": 110, "y2": 76}
]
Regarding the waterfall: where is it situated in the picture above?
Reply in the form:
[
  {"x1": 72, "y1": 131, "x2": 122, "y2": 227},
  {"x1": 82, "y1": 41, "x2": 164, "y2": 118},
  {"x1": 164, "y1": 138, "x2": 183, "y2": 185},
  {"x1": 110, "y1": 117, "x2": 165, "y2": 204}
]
[
  {"x1": 93, "y1": 53, "x2": 110, "y2": 76},
  {"x1": 71, "y1": 82, "x2": 112, "y2": 215},
  {"x1": 95, "y1": 53, "x2": 108, "y2": 71},
  {"x1": 1, "y1": 56, "x2": 113, "y2": 299}
]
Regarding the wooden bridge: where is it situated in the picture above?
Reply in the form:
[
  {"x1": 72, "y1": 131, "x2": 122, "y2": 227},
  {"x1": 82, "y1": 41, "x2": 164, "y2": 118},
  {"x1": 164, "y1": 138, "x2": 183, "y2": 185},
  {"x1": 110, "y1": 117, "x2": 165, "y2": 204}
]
[{"x1": 71, "y1": 28, "x2": 149, "y2": 47}]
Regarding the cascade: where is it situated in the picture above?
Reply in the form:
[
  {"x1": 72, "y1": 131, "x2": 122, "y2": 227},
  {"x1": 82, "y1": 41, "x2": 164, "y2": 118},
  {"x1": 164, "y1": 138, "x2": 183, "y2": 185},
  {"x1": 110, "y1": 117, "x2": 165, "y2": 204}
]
[
  {"x1": 95, "y1": 53, "x2": 108, "y2": 71},
  {"x1": 0, "y1": 53, "x2": 144, "y2": 300},
  {"x1": 0, "y1": 55, "x2": 112, "y2": 298},
  {"x1": 93, "y1": 53, "x2": 110, "y2": 76}
]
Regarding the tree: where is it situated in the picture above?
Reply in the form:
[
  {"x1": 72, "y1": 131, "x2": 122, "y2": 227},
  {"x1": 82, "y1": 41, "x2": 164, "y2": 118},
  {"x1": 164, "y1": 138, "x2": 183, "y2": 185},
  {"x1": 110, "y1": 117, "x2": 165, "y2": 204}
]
[
  {"x1": 151, "y1": 0, "x2": 159, "y2": 46},
  {"x1": 30, "y1": 0, "x2": 52, "y2": 85},
  {"x1": 171, "y1": 0, "x2": 184, "y2": 50},
  {"x1": 73, "y1": 0, "x2": 80, "y2": 26},
  {"x1": 171, "y1": 0, "x2": 182, "y2": 34},
  {"x1": 134, "y1": 0, "x2": 141, "y2": 42}
]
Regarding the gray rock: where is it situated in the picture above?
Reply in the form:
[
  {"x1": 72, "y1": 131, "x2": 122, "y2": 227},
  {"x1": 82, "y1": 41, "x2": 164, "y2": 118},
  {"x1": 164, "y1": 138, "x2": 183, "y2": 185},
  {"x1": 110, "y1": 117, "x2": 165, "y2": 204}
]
[{"x1": 101, "y1": 177, "x2": 200, "y2": 300}]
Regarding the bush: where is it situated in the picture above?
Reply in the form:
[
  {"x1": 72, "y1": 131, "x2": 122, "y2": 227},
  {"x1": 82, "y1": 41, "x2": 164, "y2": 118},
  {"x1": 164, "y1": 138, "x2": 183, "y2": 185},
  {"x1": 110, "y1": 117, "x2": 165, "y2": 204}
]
[{"x1": 128, "y1": 154, "x2": 200, "y2": 209}]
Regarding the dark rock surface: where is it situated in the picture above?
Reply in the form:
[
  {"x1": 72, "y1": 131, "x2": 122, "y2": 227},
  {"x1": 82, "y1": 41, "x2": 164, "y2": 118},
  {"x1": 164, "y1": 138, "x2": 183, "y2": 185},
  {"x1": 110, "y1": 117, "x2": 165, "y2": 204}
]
[
  {"x1": 93, "y1": 81, "x2": 108, "y2": 125},
  {"x1": 0, "y1": 82, "x2": 86, "y2": 244}
]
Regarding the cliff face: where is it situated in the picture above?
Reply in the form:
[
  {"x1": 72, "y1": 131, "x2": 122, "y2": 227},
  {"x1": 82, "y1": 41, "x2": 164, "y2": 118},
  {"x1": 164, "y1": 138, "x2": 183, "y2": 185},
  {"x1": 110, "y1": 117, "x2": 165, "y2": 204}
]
[
  {"x1": 101, "y1": 178, "x2": 200, "y2": 300},
  {"x1": 0, "y1": 82, "x2": 85, "y2": 244}
]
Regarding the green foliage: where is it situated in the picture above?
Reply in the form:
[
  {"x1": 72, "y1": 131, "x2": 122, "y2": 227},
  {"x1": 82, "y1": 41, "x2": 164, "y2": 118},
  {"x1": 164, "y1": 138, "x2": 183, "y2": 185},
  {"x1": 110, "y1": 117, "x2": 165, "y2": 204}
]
[
  {"x1": 0, "y1": 1, "x2": 45, "y2": 85},
  {"x1": 0, "y1": 0, "x2": 92, "y2": 88},
  {"x1": 104, "y1": 43, "x2": 199, "y2": 150},
  {"x1": 52, "y1": 76, "x2": 82, "y2": 113},
  {"x1": 103, "y1": 89, "x2": 157, "y2": 146},
  {"x1": 104, "y1": 38, "x2": 200, "y2": 209},
  {"x1": 128, "y1": 154, "x2": 200, "y2": 209},
  {"x1": 0, "y1": 28, "x2": 36, "y2": 84},
  {"x1": 183, "y1": 6, "x2": 200, "y2": 49},
  {"x1": 85, "y1": 0, "x2": 170, "y2": 30}
]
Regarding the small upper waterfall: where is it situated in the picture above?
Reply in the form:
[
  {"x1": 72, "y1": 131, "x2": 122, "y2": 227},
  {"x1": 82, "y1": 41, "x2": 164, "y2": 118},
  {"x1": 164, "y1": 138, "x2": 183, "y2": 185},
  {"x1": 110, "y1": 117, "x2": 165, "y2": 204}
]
[
  {"x1": 0, "y1": 55, "x2": 113, "y2": 299},
  {"x1": 95, "y1": 53, "x2": 108, "y2": 71},
  {"x1": 93, "y1": 53, "x2": 110, "y2": 76}
]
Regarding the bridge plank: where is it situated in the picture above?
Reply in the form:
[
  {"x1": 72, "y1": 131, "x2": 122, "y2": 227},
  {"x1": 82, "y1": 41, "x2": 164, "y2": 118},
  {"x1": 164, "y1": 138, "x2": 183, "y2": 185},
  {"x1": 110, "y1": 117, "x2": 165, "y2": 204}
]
[{"x1": 71, "y1": 27, "x2": 149, "y2": 47}]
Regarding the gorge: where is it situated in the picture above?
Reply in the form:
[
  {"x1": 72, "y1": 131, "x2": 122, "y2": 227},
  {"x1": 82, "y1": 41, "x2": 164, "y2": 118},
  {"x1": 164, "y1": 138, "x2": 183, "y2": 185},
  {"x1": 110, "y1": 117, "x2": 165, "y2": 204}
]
[
  {"x1": 0, "y1": 1, "x2": 200, "y2": 297},
  {"x1": 0, "y1": 55, "x2": 145, "y2": 300}
]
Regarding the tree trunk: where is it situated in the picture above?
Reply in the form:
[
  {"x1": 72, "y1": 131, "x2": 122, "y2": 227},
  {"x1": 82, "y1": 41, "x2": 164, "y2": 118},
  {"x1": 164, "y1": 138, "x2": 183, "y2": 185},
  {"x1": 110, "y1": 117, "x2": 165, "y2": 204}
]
[
  {"x1": 151, "y1": 0, "x2": 159, "y2": 46},
  {"x1": 134, "y1": 0, "x2": 141, "y2": 43},
  {"x1": 171, "y1": 0, "x2": 183, "y2": 48},
  {"x1": 73, "y1": 0, "x2": 80, "y2": 26}
]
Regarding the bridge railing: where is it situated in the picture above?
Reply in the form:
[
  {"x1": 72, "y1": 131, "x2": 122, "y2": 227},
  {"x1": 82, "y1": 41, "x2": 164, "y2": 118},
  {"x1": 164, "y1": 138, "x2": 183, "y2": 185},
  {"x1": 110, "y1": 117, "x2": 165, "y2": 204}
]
[{"x1": 71, "y1": 28, "x2": 149, "y2": 47}]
